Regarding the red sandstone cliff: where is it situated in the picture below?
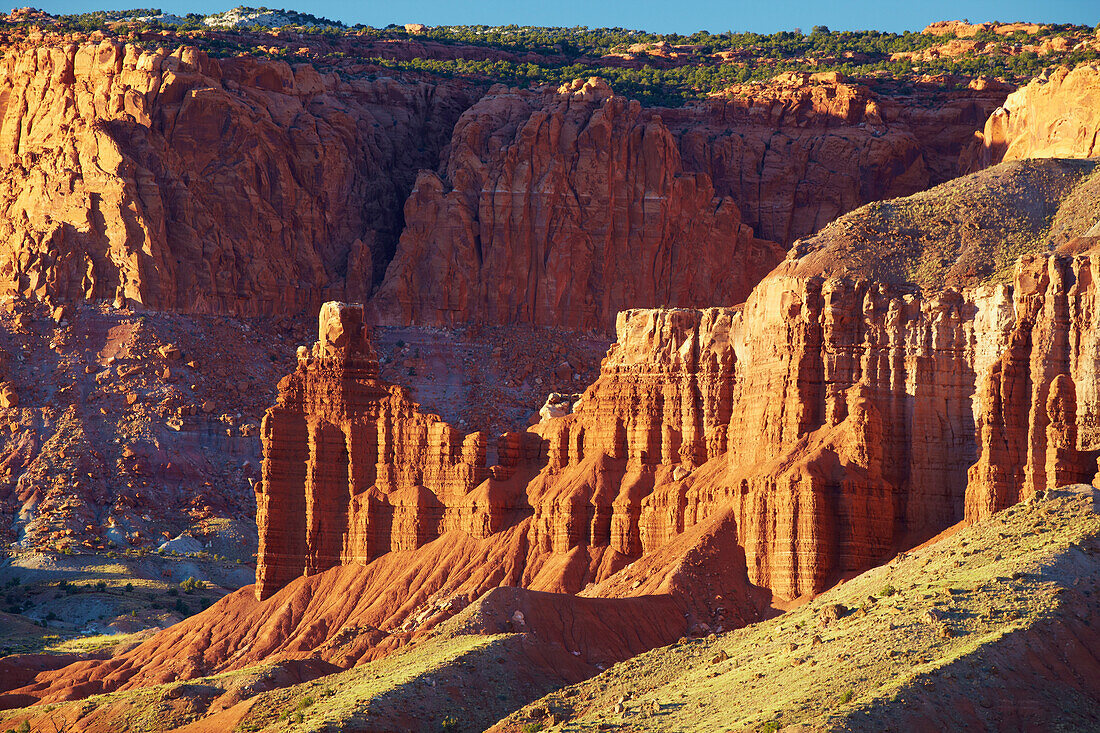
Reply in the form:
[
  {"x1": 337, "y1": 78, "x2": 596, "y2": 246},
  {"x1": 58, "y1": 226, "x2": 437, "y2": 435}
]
[
  {"x1": 0, "y1": 34, "x2": 1010, "y2": 332},
  {"x1": 370, "y1": 78, "x2": 784, "y2": 332},
  {"x1": 371, "y1": 73, "x2": 1007, "y2": 332},
  {"x1": 663, "y1": 72, "x2": 1009, "y2": 244},
  {"x1": 257, "y1": 300, "x2": 748, "y2": 600},
  {"x1": 267, "y1": 163, "x2": 1100, "y2": 604},
  {"x1": 0, "y1": 37, "x2": 474, "y2": 314},
  {"x1": 965, "y1": 63, "x2": 1100, "y2": 170}
]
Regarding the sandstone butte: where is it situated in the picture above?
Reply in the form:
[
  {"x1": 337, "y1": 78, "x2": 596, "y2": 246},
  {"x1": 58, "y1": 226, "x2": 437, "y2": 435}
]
[
  {"x1": 965, "y1": 62, "x2": 1100, "y2": 171},
  {"x1": 0, "y1": 34, "x2": 1012, "y2": 332},
  {"x1": 4, "y1": 155, "x2": 1100, "y2": 712}
]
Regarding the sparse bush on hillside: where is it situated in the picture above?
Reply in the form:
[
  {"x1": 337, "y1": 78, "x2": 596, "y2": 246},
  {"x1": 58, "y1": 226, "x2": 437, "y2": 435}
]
[{"x1": 180, "y1": 576, "x2": 204, "y2": 593}]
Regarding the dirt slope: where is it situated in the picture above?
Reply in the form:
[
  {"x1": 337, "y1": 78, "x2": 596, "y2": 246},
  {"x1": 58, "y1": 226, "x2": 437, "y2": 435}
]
[
  {"x1": 493, "y1": 485, "x2": 1100, "y2": 732},
  {"x1": 781, "y1": 158, "x2": 1100, "y2": 290}
]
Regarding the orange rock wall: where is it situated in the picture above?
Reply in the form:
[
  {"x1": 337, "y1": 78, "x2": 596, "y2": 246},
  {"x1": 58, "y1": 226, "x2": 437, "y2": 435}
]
[
  {"x1": 965, "y1": 253, "x2": 1100, "y2": 520},
  {"x1": 661, "y1": 73, "x2": 1008, "y2": 244},
  {"x1": 0, "y1": 39, "x2": 473, "y2": 313},
  {"x1": 370, "y1": 79, "x2": 784, "y2": 332},
  {"x1": 261, "y1": 260, "x2": 1100, "y2": 601},
  {"x1": 646, "y1": 252, "x2": 1100, "y2": 597},
  {"x1": 256, "y1": 303, "x2": 499, "y2": 598},
  {"x1": 257, "y1": 302, "x2": 744, "y2": 599},
  {"x1": 0, "y1": 39, "x2": 1009, "y2": 332},
  {"x1": 967, "y1": 63, "x2": 1100, "y2": 170}
]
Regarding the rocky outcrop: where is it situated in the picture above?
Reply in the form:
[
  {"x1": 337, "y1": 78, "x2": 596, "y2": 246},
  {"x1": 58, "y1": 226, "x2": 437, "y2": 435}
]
[
  {"x1": 965, "y1": 252, "x2": 1100, "y2": 520},
  {"x1": 525, "y1": 307, "x2": 739, "y2": 561},
  {"x1": 266, "y1": 160, "x2": 1100, "y2": 605},
  {"x1": 661, "y1": 72, "x2": 1009, "y2": 244},
  {"x1": 256, "y1": 302, "x2": 500, "y2": 598},
  {"x1": 371, "y1": 78, "x2": 784, "y2": 332},
  {"x1": 966, "y1": 63, "x2": 1100, "y2": 170},
  {"x1": 372, "y1": 73, "x2": 1007, "y2": 333},
  {"x1": 624, "y1": 247, "x2": 1100, "y2": 598},
  {"x1": 0, "y1": 37, "x2": 474, "y2": 314},
  {"x1": 257, "y1": 299, "x2": 742, "y2": 599},
  {"x1": 922, "y1": 20, "x2": 1044, "y2": 37}
]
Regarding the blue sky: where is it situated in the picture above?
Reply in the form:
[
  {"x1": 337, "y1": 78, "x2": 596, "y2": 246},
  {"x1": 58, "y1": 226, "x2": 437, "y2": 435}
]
[{"x1": 38, "y1": 0, "x2": 1099, "y2": 35}]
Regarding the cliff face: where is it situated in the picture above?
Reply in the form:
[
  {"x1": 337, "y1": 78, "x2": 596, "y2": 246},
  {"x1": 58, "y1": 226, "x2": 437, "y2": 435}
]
[
  {"x1": 0, "y1": 38, "x2": 474, "y2": 314},
  {"x1": 0, "y1": 38, "x2": 1009, "y2": 332},
  {"x1": 256, "y1": 300, "x2": 747, "y2": 599},
  {"x1": 966, "y1": 63, "x2": 1100, "y2": 170},
  {"x1": 259, "y1": 267, "x2": 1100, "y2": 604},
  {"x1": 371, "y1": 73, "x2": 1008, "y2": 333},
  {"x1": 660, "y1": 72, "x2": 1009, "y2": 245},
  {"x1": 256, "y1": 302, "x2": 496, "y2": 597},
  {"x1": 261, "y1": 160, "x2": 1100, "y2": 605},
  {"x1": 370, "y1": 78, "x2": 784, "y2": 332},
  {"x1": 629, "y1": 246, "x2": 1100, "y2": 598},
  {"x1": 965, "y1": 251, "x2": 1100, "y2": 520}
]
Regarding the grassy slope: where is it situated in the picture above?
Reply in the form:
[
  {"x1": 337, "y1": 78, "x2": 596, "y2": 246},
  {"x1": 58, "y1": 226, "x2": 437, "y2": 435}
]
[
  {"x1": 786, "y1": 158, "x2": 1100, "y2": 291},
  {"x1": 0, "y1": 622, "x2": 579, "y2": 732},
  {"x1": 492, "y1": 486, "x2": 1100, "y2": 732}
]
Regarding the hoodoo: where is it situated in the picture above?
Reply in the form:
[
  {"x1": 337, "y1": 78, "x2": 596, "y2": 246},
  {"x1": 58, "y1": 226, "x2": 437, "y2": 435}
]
[
  {"x1": 256, "y1": 301, "x2": 501, "y2": 598},
  {"x1": 255, "y1": 301, "x2": 747, "y2": 600}
]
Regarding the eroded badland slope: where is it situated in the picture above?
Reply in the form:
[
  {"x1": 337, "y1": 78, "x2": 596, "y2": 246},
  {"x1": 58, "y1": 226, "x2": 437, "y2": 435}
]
[{"x1": 495, "y1": 486, "x2": 1100, "y2": 732}]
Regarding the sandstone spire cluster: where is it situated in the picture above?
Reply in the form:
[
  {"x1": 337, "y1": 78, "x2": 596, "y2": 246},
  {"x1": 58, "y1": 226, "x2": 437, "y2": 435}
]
[{"x1": 258, "y1": 231, "x2": 1100, "y2": 601}]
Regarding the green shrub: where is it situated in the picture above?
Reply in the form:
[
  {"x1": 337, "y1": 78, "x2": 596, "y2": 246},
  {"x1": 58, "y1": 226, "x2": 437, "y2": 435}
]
[
  {"x1": 180, "y1": 576, "x2": 204, "y2": 593},
  {"x1": 297, "y1": 695, "x2": 315, "y2": 711},
  {"x1": 879, "y1": 584, "x2": 897, "y2": 597},
  {"x1": 840, "y1": 689, "x2": 854, "y2": 703}
]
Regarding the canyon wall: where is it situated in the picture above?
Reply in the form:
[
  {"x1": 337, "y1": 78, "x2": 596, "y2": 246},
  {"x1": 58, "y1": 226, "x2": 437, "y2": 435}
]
[
  {"x1": 662, "y1": 71, "x2": 1009, "y2": 245},
  {"x1": 966, "y1": 63, "x2": 1100, "y2": 170},
  {"x1": 261, "y1": 160, "x2": 1100, "y2": 603},
  {"x1": 371, "y1": 73, "x2": 1007, "y2": 332},
  {"x1": 0, "y1": 37, "x2": 475, "y2": 314},
  {"x1": 370, "y1": 78, "x2": 784, "y2": 332},
  {"x1": 0, "y1": 36, "x2": 1011, "y2": 332},
  {"x1": 260, "y1": 257, "x2": 1100, "y2": 602}
]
